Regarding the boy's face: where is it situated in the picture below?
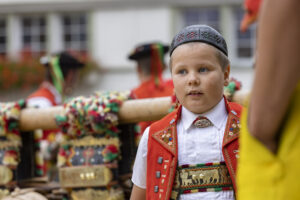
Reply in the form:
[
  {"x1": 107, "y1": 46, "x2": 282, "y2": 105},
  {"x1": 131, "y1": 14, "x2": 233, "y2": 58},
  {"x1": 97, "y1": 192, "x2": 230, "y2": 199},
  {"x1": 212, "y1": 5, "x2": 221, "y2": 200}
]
[{"x1": 171, "y1": 43, "x2": 230, "y2": 114}]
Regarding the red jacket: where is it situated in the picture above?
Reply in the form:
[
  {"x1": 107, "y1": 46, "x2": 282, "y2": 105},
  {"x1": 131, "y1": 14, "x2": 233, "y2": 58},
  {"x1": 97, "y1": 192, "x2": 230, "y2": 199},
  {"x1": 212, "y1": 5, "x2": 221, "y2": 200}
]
[
  {"x1": 132, "y1": 79, "x2": 174, "y2": 137},
  {"x1": 27, "y1": 81, "x2": 61, "y2": 106},
  {"x1": 146, "y1": 100, "x2": 242, "y2": 200}
]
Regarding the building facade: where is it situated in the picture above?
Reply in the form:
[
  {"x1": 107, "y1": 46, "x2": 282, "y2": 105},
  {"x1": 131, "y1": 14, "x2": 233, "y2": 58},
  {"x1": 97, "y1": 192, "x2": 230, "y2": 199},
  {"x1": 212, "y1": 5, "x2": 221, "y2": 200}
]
[{"x1": 0, "y1": 0, "x2": 254, "y2": 100}]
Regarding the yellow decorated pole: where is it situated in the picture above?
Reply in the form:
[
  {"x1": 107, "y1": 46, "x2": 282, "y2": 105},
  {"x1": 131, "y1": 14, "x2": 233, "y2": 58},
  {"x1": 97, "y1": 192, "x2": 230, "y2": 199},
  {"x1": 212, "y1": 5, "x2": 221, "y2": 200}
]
[{"x1": 19, "y1": 90, "x2": 249, "y2": 131}]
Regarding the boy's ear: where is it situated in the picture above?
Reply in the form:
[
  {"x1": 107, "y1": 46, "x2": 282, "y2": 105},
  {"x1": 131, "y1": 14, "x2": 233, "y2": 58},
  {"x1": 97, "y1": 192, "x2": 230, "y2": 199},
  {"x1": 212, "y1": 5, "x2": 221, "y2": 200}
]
[{"x1": 224, "y1": 65, "x2": 230, "y2": 86}]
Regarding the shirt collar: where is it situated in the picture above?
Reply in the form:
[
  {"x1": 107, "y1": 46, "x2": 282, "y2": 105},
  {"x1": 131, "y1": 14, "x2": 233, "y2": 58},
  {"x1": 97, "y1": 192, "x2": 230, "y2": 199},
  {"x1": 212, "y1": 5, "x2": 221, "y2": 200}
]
[{"x1": 181, "y1": 98, "x2": 228, "y2": 131}]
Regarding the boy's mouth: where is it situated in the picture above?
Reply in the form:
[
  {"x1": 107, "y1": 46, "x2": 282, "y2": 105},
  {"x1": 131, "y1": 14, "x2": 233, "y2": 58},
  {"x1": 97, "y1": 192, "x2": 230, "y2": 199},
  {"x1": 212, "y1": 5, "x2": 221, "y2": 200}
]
[{"x1": 187, "y1": 91, "x2": 203, "y2": 96}]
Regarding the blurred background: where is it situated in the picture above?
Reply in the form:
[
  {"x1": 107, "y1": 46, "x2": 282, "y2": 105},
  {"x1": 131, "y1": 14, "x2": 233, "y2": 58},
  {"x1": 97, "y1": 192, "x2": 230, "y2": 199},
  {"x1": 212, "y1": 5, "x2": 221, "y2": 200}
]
[{"x1": 0, "y1": 0, "x2": 255, "y2": 102}]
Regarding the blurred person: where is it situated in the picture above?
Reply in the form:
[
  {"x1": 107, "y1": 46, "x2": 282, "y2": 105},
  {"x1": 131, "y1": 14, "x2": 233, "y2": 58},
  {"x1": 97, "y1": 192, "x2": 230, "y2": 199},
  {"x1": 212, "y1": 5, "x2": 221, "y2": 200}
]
[
  {"x1": 237, "y1": 0, "x2": 300, "y2": 199},
  {"x1": 19, "y1": 52, "x2": 84, "y2": 180},
  {"x1": 27, "y1": 52, "x2": 84, "y2": 107},
  {"x1": 128, "y1": 43, "x2": 174, "y2": 141},
  {"x1": 240, "y1": 0, "x2": 262, "y2": 32}
]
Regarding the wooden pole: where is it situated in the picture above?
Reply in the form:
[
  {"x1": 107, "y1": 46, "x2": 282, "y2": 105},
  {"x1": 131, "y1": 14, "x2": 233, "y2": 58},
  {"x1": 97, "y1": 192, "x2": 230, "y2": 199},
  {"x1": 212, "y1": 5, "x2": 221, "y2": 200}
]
[{"x1": 19, "y1": 91, "x2": 249, "y2": 131}]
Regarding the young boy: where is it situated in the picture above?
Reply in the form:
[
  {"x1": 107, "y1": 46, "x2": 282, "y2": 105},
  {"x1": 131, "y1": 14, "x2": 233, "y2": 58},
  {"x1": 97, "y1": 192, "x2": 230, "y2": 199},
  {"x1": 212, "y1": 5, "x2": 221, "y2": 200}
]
[{"x1": 130, "y1": 25, "x2": 242, "y2": 200}]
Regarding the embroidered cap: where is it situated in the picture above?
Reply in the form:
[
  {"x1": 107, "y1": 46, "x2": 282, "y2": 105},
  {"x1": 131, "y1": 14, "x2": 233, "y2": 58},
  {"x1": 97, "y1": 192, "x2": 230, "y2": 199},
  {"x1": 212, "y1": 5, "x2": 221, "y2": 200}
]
[{"x1": 170, "y1": 25, "x2": 228, "y2": 56}]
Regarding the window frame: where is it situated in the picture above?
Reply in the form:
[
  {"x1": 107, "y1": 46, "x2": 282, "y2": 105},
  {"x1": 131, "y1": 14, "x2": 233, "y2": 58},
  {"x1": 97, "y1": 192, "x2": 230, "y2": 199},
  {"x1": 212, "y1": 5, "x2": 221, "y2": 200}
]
[
  {"x1": 61, "y1": 13, "x2": 88, "y2": 53},
  {"x1": 20, "y1": 15, "x2": 47, "y2": 55}
]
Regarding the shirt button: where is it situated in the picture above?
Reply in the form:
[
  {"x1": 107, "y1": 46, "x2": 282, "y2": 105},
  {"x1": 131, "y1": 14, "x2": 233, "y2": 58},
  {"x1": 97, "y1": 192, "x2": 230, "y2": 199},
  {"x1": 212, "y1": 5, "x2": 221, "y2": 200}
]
[
  {"x1": 154, "y1": 186, "x2": 159, "y2": 193},
  {"x1": 156, "y1": 171, "x2": 161, "y2": 178},
  {"x1": 157, "y1": 157, "x2": 163, "y2": 164}
]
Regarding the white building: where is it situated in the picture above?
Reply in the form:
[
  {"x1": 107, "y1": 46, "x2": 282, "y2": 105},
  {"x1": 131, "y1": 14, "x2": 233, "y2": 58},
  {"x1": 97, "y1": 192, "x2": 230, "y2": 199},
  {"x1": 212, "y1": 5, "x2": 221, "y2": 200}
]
[{"x1": 0, "y1": 0, "x2": 254, "y2": 100}]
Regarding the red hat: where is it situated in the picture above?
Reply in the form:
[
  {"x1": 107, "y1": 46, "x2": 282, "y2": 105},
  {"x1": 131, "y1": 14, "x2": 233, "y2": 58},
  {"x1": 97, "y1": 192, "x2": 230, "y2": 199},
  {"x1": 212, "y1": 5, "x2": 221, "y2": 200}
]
[{"x1": 240, "y1": 0, "x2": 263, "y2": 32}]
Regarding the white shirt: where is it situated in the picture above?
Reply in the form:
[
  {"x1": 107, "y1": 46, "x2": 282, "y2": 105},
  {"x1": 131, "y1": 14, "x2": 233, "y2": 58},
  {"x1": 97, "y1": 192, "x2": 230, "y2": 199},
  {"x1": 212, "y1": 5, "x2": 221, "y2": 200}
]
[{"x1": 132, "y1": 98, "x2": 235, "y2": 200}]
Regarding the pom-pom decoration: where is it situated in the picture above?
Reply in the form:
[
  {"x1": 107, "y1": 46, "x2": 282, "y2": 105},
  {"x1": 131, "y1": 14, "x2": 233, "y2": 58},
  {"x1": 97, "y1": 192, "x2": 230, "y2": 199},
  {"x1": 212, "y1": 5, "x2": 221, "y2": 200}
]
[
  {"x1": 0, "y1": 100, "x2": 26, "y2": 141},
  {"x1": 224, "y1": 78, "x2": 242, "y2": 101},
  {"x1": 56, "y1": 91, "x2": 131, "y2": 138}
]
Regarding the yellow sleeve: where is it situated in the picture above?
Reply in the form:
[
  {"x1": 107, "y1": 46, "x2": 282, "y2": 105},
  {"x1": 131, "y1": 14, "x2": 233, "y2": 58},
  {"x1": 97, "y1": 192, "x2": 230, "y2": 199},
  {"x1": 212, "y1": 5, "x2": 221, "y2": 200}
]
[
  {"x1": 237, "y1": 106, "x2": 281, "y2": 200},
  {"x1": 237, "y1": 82, "x2": 300, "y2": 200}
]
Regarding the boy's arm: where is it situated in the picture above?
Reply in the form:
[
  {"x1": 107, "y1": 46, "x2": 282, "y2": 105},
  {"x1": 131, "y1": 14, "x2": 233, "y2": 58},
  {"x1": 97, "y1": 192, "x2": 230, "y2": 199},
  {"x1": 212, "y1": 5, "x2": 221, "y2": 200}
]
[
  {"x1": 130, "y1": 185, "x2": 146, "y2": 200},
  {"x1": 130, "y1": 127, "x2": 149, "y2": 200},
  {"x1": 248, "y1": 0, "x2": 300, "y2": 152}
]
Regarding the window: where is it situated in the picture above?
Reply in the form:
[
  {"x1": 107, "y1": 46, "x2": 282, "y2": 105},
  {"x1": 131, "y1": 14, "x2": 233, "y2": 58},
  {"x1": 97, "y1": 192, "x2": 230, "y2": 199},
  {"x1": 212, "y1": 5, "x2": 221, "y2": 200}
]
[
  {"x1": 183, "y1": 8, "x2": 220, "y2": 33},
  {"x1": 62, "y1": 14, "x2": 87, "y2": 52},
  {"x1": 21, "y1": 16, "x2": 47, "y2": 54},
  {"x1": 235, "y1": 8, "x2": 256, "y2": 58},
  {"x1": 0, "y1": 18, "x2": 6, "y2": 56}
]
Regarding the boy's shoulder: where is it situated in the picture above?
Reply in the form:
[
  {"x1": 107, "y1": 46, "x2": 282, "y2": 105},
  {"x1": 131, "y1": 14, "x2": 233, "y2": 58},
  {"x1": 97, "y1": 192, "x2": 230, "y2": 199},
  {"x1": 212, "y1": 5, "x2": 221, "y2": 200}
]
[
  {"x1": 227, "y1": 101, "x2": 243, "y2": 118},
  {"x1": 149, "y1": 108, "x2": 179, "y2": 134}
]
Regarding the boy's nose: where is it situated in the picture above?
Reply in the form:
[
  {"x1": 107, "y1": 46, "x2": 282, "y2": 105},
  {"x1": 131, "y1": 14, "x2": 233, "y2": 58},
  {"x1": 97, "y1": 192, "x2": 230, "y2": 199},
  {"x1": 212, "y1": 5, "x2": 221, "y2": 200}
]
[{"x1": 188, "y1": 72, "x2": 200, "y2": 85}]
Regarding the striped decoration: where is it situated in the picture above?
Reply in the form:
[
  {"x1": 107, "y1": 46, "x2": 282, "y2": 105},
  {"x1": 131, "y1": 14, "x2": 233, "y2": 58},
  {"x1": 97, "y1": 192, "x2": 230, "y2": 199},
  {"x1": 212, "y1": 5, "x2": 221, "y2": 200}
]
[
  {"x1": 182, "y1": 186, "x2": 233, "y2": 194},
  {"x1": 179, "y1": 161, "x2": 226, "y2": 169}
]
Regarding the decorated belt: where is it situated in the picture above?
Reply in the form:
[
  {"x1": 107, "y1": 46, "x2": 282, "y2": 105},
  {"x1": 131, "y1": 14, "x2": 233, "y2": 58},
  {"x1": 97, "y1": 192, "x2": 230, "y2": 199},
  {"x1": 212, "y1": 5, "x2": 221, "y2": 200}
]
[
  {"x1": 171, "y1": 162, "x2": 233, "y2": 200},
  {"x1": 59, "y1": 164, "x2": 117, "y2": 188}
]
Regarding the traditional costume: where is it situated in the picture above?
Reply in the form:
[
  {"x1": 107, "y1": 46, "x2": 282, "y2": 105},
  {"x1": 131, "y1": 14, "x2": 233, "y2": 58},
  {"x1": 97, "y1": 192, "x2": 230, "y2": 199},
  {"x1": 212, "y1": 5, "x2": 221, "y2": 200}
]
[
  {"x1": 22, "y1": 52, "x2": 84, "y2": 178},
  {"x1": 133, "y1": 98, "x2": 242, "y2": 199},
  {"x1": 129, "y1": 43, "x2": 174, "y2": 138},
  {"x1": 132, "y1": 25, "x2": 243, "y2": 200}
]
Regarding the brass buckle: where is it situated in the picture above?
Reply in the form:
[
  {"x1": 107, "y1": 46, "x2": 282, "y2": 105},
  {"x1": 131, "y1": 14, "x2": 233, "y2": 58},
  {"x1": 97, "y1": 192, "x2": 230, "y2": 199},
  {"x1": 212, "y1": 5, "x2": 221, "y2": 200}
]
[{"x1": 59, "y1": 164, "x2": 116, "y2": 188}]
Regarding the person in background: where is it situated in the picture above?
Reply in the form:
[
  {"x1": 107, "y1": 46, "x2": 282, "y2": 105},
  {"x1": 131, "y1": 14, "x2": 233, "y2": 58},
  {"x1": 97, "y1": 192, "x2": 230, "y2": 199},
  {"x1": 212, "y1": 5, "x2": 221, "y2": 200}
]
[
  {"x1": 237, "y1": 0, "x2": 300, "y2": 199},
  {"x1": 21, "y1": 52, "x2": 84, "y2": 179},
  {"x1": 27, "y1": 52, "x2": 84, "y2": 107},
  {"x1": 128, "y1": 43, "x2": 174, "y2": 142},
  {"x1": 240, "y1": 0, "x2": 262, "y2": 32}
]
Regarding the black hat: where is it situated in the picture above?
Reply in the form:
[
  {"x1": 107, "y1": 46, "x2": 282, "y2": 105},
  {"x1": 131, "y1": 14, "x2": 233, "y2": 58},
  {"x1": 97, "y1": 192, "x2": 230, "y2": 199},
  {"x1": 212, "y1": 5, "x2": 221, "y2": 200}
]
[
  {"x1": 40, "y1": 52, "x2": 84, "y2": 69},
  {"x1": 58, "y1": 52, "x2": 84, "y2": 69},
  {"x1": 128, "y1": 43, "x2": 169, "y2": 60},
  {"x1": 170, "y1": 25, "x2": 228, "y2": 56}
]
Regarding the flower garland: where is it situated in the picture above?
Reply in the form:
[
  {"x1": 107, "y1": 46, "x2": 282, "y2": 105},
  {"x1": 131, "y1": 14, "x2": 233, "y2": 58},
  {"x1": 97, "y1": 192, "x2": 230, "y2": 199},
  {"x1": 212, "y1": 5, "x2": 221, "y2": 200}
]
[
  {"x1": 56, "y1": 91, "x2": 131, "y2": 167},
  {"x1": 0, "y1": 100, "x2": 25, "y2": 142},
  {"x1": 224, "y1": 78, "x2": 242, "y2": 102},
  {"x1": 56, "y1": 91, "x2": 131, "y2": 138},
  {"x1": 0, "y1": 100, "x2": 25, "y2": 183}
]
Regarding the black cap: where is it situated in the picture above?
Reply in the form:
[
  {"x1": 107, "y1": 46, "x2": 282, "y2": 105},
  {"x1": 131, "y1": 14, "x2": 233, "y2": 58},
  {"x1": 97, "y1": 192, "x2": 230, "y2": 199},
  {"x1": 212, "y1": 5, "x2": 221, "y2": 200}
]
[
  {"x1": 170, "y1": 25, "x2": 228, "y2": 56},
  {"x1": 128, "y1": 43, "x2": 169, "y2": 60},
  {"x1": 58, "y1": 52, "x2": 84, "y2": 69}
]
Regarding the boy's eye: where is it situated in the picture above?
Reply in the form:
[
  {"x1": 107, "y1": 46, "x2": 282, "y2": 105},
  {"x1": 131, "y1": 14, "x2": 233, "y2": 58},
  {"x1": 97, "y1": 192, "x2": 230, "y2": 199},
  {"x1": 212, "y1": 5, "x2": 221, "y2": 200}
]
[
  {"x1": 199, "y1": 67, "x2": 208, "y2": 73},
  {"x1": 178, "y1": 69, "x2": 187, "y2": 74}
]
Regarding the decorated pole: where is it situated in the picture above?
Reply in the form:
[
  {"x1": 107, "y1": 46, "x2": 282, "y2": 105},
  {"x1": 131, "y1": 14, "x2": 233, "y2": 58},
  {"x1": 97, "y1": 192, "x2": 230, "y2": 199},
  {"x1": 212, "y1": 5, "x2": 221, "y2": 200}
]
[{"x1": 19, "y1": 90, "x2": 249, "y2": 131}]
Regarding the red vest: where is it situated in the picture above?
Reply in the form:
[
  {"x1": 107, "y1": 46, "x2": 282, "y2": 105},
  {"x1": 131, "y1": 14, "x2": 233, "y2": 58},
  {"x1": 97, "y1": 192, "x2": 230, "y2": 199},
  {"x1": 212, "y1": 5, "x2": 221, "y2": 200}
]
[
  {"x1": 27, "y1": 82, "x2": 60, "y2": 106},
  {"x1": 146, "y1": 100, "x2": 242, "y2": 200}
]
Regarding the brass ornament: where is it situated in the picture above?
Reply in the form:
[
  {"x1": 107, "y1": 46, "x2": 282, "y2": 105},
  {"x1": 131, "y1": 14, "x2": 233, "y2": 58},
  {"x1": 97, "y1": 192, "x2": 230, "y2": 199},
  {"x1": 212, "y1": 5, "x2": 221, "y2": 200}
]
[
  {"x1": 59, "y1": 165, "x2": 114, "y2": 188},
  {"x1": 193, "y1": 117, "x2": 213, "y2": 128},
  {"x1": 0, "y1": 189, "x2": 9, "y2": 199},
  {"x1": 71, "y1": 188, "x2": 124, "y2": 200},
  {"x1": 62, "y1": 136, "x2": 120, "y2": 148},
  {"x1": 0, "y1": 166, "x2": 13, "y2": 185}
]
